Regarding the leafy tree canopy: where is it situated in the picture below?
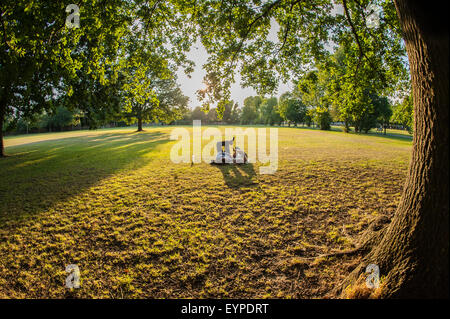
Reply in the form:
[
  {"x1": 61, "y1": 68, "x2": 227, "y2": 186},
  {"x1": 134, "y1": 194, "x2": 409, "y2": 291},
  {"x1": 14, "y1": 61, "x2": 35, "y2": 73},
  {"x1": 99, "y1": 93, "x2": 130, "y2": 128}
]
[{"x1": 190, "y1": 0, "x2": 408, "y2": 115}]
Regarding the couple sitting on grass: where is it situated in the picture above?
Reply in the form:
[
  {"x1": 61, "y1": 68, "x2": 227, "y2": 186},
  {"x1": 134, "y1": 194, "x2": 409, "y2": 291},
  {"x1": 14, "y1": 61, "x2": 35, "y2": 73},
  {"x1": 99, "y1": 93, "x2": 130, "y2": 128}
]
[{"x1": 213, "y1": 137, "x2": 248, "y2": 164}]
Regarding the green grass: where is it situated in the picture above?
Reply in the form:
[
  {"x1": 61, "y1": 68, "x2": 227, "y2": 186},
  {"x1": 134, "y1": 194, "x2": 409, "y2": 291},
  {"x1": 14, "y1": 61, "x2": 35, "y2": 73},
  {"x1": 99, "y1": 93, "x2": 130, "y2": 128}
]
[{"x1": 0, "y1": 126, "x2": 411, "y2": 298}]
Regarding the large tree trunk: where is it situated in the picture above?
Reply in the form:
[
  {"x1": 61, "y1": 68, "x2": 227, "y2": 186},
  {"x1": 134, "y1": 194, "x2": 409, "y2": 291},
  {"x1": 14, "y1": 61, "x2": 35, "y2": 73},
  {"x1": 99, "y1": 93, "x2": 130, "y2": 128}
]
[
  {"x1": 0, "y1": 93, "x2": 7, "y2": 157},
  {"x1": 341, "y1": 0, "x2": 449, "y2": 298},
  {"x1": 137, "y1": 116, "x2": 143, "y2": 132},
  {"x1": 0, "y1": 111, "x2": 4, "y2": 158},
  {"x1": 0, "y1": 72, "x2": 11, "y2": 158}
]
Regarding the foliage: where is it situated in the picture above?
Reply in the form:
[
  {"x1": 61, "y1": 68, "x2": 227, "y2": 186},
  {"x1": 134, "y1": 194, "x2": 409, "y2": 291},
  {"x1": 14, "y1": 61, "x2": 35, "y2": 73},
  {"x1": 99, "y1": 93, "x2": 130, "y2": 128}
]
[
  {"x1": 278, "y1": 92, "x2": 307, "y2": 126},
  {"x1": 192, "y1": 0, "x2": 408, "y2": 115},
  {"x1": 0, "y1": 0, "x2": 195, "y2": 152},
  {"x1": 179, "y1": 100, "x2": 240, "y2": 125},
  {"x1": 120, "y1": 67, "x2": 189, "y2": 128},
  {"x1": 222, "y1": 102, "x2": 241, "y2": 124},
  {"x1": 52, "y1": 106, "x2": 76, "y2": 130},
  {"x1": 1, "y1": 0, "x2": 411, "y2": 148},
  {"x1": 297, "y1": 71, "x2": 328, "y2": 110},
  {"x1": 314, "y1": 106, "x2": 332, "y2": 130},
  {"x1": 240, "y1": 98, "x2": 260, "y2": 125},
  {"x1": 305, "y1": 109, "x2": 315, "y2": 127},
  {"x1": 259, "y1": 97, "x2": 280, "y2": 125},
  {"x1": 392, "y1": 95, "x2": 413, "y2": 133},
  {"x1": 374, "y1": 94, "x2": 392, "y2": 133}
]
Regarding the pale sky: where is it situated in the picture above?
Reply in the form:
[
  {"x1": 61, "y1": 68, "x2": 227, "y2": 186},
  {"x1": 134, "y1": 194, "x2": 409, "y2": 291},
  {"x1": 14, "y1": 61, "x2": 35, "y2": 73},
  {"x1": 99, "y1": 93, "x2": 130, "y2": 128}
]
[
  {"x1": 175, "y1": 5, "x2": 347, "y2": 110},
  {"x1": 175, "y1": 20, "x2": 292, "y2": 110}
]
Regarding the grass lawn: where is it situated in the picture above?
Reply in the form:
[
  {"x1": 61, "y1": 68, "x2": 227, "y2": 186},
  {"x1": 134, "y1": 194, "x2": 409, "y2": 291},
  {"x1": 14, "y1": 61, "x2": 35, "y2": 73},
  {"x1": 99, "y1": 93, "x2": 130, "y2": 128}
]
[{"x1": 0, "y1": 126, "x2": 412, "y2": 298}]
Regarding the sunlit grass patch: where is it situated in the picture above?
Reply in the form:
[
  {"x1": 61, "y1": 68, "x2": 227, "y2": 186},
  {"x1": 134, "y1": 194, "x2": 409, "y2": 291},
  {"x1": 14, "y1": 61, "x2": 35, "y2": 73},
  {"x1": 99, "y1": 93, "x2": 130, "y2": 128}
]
[{"x1": 0, "y1": 126, "x2": 411, "y2": 298}]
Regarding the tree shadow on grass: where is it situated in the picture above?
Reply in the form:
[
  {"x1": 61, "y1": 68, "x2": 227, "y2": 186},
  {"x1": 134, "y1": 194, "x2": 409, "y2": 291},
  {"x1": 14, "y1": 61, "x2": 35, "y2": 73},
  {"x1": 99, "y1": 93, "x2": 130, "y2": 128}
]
[
  {"x1": 365, "y1": 131, "x2": 413, "y2": 142},
  {"x1": 215, "y1": 163, "x2": 258, "y2": 189},
  {"x1": 288, "y1": 125, "x2": 413, "y2": 142},
  {"x1": 0, "y1": 131, "x2": 171, "y2": 224}
]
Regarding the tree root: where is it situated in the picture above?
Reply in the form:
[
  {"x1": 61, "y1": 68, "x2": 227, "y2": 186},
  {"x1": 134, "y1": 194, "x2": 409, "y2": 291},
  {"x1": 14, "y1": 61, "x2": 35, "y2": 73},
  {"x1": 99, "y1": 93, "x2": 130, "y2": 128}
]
[
  {"x1": 329, "y1": 223, "x2": 388, "y2": 298},
  {"x1": 297, "y1": 216, "x2": 390, "y2": 261},
  {"x1": 296, "y1": 216, "x2": 391, "y2": 298},
  {"x1": 296, "y1": 245, "x2": 366, "y2": 261}
]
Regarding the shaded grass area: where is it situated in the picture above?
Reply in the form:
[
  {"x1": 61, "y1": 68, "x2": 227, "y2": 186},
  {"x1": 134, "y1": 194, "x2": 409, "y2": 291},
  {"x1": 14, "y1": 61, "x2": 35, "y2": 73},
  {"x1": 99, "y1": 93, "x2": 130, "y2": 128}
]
[
  {"x1": 0, "y1": 127, "x2": 411, "y2": 298},
  {"x1": 1, "y1": 130, "x2": 170, "y2": 223}
]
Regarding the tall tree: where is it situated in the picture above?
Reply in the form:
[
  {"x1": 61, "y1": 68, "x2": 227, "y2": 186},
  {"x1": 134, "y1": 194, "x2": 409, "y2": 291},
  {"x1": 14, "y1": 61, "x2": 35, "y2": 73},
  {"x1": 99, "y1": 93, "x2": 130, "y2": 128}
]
[
  {"x1": 121, "y1": 71, "x2": 189, "y2": 130},
  {"x1": 278, "y1": 92, "x2": 307, "y2": 126},
  {"x1": 240, "y1": 102, "x2": 258, "y2": 125},
  {"x1": 259, "y1": 97, "x2": 278, "y2": 125},
  {"x1": 353, "y1": 0, "x2": 448, "y2": 298},
  {"x1": 221, "y1": 100, "x2": 239, "y2": 124},
  {"x1": 391, "y1": 94, "x2": 413, "y2": 133},
  {"x1": 241, "y1": 96, "x2": 262, "y2": 124},
  {"x1": 0, "y1": 0, "x2": 132, "y2": 156},
  {"x1": 190, "y1": 0, "x2": 448, "y2": 297},
  {"x1": 374, "y1": 94, "x2": 392, "y2": 135},
  {"x1": 0, "y1": 0, "x2": 195, "y2": 156}
]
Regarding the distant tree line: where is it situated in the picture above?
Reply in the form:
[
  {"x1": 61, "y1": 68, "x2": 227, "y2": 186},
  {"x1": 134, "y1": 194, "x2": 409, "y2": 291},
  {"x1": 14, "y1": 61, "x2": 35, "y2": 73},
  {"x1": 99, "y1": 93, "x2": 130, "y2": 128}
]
[
  {"x1": 3, "y1": 89, "x2": 413, "y2": 135},
  {"x1": 3, "y1": 39, "x2": 413, "y2": 136},
  {"x1": 175, "y1": 89, "x2": 412, "y2": 135},
  {"x1": 175, "y1": 46, "x2": 413, "y2": 133}
]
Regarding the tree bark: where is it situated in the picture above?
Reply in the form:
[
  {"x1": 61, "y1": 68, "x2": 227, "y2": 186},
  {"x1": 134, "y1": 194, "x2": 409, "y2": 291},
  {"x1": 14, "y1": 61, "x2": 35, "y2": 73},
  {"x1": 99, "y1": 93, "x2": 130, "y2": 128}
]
[
  {"x1": 344, "y1": 120, "x2": 350, "y2": 133},
  {"x1": 342, "y1": 0, "x2": 449, "y2": 298},
  {"x1": 0, "y1": 111, "x2": 4, "y2": 157},
  {"x1": 0, "y1": 88, "x2": 7, "y2": 157},
  {"x1": 137, "y1": 116, "x2": 143, "y2": 132}
]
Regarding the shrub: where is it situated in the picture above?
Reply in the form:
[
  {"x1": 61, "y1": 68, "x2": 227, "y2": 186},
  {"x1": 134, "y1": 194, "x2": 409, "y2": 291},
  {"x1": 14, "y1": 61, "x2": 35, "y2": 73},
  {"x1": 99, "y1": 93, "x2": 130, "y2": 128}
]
[{"x1": 314, "y1": 107, "x2": 332, "y2": 130}]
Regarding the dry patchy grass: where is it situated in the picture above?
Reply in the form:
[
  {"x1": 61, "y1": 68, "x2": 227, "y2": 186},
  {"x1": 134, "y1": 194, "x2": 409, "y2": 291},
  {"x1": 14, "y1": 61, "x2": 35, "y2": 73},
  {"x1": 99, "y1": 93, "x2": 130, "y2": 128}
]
[{"x1": 0, "y1": 126, "x2": 411, "y2": 298}]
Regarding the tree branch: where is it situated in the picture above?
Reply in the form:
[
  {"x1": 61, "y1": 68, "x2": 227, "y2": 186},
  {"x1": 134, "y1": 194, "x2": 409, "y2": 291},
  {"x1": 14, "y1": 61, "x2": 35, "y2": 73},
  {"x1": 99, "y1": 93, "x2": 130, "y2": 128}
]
[
  {"x1": 227, "y1": 0, "x2": 282, "y2": 74},
  {"x1": 275, "y1": 0, "x2": 303, "y2": 56},
  {"x1": 342, "y1": 0, "x2": 367, "y2": 73},
  {"x1": 0, "y1": 7, "x2": 11, "y2": 50}
]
